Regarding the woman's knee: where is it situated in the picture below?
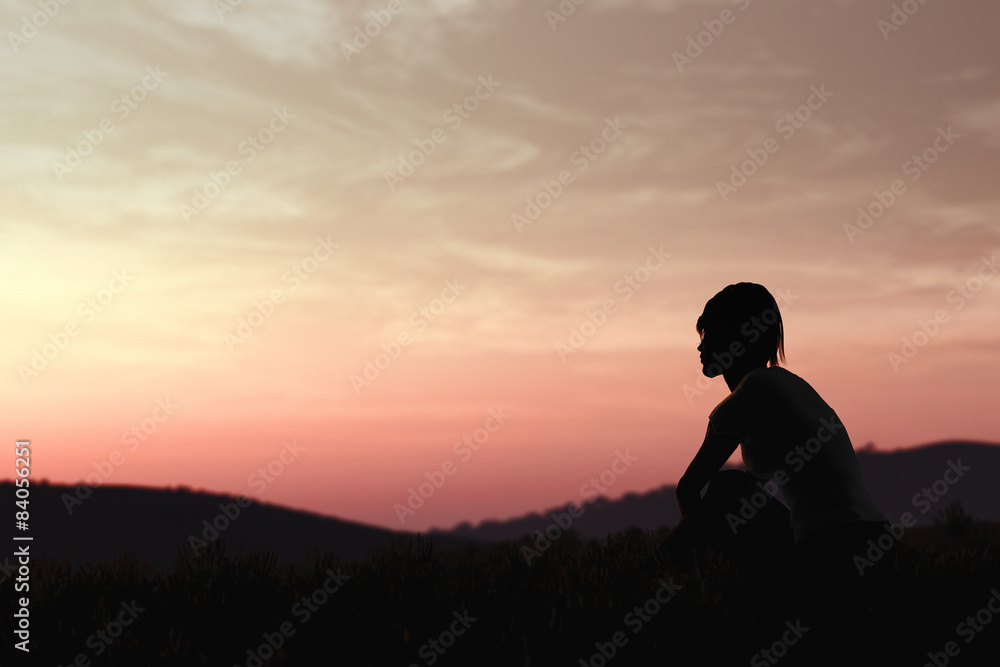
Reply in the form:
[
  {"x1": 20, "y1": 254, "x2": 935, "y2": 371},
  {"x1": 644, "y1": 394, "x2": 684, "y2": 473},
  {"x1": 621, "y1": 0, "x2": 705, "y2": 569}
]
[
  {"x1": 704, "y1": 469, "x2": 756, "y2": 503},
  {"x1": 706, "y1": 470, "x2": 792, "y2": 542}
]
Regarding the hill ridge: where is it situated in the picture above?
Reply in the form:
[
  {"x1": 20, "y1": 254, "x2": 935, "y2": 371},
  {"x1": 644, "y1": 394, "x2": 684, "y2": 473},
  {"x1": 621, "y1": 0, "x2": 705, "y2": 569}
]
[{"x1": 7, "y1": 439, "x2": 997, "y2": 568}]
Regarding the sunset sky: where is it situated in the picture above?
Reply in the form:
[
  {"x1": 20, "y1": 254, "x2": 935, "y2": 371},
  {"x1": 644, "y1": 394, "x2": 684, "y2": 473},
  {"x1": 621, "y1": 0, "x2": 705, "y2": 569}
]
[{"x1": 4, "y1": 0, "x2": 999, "y2": 533}]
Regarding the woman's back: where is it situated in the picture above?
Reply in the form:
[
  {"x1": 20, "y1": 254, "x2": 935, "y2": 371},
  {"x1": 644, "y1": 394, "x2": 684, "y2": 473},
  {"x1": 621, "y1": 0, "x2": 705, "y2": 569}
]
[{"x1": 709, "y1": 366, "x2": 886, "y2": 542}]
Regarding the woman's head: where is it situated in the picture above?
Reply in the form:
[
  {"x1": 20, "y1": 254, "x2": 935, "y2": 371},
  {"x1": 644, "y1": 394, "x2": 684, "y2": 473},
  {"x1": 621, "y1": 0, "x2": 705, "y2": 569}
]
[{"x1": 696, "y1": 283, "x2": 785, "y2": 372}]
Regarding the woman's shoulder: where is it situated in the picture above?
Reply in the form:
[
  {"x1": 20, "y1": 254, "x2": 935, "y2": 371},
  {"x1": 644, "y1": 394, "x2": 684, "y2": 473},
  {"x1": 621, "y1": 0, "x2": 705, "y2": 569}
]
[
  {"x1": 739, "y1": 366, "x2": 826, "y2": 410},
  {"x1": 760, "y1": 366, "x2": 839, "y2": 425},
  {"x1": 754, "y1": 365, "x2": 816, "y2": 389},
  {"x1": 738, "y1": 365, "x2": 801, "y2": 390}
]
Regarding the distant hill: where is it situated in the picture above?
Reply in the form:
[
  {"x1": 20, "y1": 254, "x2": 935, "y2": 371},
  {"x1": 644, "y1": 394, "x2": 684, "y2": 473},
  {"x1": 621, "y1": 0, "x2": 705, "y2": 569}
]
[
  {"x1": 9, "y1": 440, "x2": 998, "y2": 569},
  {"x1": 4, "y1": 483, "x2": 472, "y2": 570},
  {"x1": 854, "y1": 440, "x2": 999, "y2": 526},
  {"x1": 431, "y1": 440, "x2": 1000, "y2": 542}
]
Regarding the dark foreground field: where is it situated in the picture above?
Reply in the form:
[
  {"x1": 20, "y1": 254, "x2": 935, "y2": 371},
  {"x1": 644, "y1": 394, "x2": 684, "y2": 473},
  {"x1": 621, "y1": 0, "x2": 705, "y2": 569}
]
[{"x1": 4, "y1": 520, "x2": 999, "y2": 666}]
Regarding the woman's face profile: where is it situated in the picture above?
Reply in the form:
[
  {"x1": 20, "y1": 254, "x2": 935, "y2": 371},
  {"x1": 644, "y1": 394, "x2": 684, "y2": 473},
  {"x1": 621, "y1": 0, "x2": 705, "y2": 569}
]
[
  {"x1": 695, "y1": 284, "x2": 782, "y2": 385},
  {"x1": 698, "y1": 329, "x2": 726, "y2": 378}
]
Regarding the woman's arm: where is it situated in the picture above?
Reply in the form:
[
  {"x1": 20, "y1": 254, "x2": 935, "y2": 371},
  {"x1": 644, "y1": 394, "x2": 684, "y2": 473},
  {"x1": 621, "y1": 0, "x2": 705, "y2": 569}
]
[{"x1": 676, "y1": 421, "x2": 741, "y2": 517}]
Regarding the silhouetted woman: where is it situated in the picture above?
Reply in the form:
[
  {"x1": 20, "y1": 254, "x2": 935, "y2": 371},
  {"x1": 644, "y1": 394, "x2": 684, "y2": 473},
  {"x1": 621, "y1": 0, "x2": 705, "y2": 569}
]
[
  {"x1": 657, "y1": 283, "x2": 903, "y2": 664},
  {"x1": 663, "y1": 284, "x2": 893, "y2": 593}
]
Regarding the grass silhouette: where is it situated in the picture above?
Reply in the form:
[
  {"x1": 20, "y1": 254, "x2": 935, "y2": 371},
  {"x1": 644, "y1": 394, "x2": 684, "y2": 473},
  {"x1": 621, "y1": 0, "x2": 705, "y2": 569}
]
[{"x1": 5, "y1": 521, "x2": 999, "y2": 666}]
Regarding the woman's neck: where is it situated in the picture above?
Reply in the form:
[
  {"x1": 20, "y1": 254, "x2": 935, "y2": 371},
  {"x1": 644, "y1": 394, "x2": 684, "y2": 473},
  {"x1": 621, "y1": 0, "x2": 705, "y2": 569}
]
[{"x1": 723, "y1": 362, "x2": 768, "y2": 391}]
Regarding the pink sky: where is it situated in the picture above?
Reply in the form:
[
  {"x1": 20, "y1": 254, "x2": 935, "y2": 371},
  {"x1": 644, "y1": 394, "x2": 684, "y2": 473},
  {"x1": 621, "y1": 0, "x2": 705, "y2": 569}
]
[{"x1": 4, "y1": 0, "x2": 999, "y2": 533}]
